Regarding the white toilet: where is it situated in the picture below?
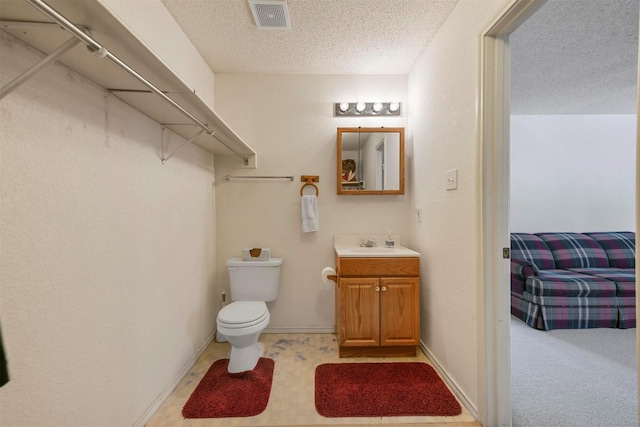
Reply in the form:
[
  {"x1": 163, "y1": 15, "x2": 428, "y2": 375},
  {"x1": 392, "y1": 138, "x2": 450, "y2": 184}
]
[{"x1": 216, "y1": 257, "x2": 282, "y2": 373}]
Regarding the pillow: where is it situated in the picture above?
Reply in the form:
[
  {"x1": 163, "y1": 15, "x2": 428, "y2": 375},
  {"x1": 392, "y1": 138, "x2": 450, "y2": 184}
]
[
  {"x1": 585, "y1": 232, "x2": 635, "y2": 269},
  {"x1": 537, "y1": 232, "x2": 609, "y2": 269}
]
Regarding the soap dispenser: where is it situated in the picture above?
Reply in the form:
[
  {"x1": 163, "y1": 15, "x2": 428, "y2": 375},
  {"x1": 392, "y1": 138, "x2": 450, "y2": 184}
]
[{"x1": 385, "y1": 231, "x2": 395, "y2": 248}]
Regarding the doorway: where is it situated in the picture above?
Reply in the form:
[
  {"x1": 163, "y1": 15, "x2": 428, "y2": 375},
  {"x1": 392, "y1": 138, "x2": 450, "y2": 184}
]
[{"x1": 480, "y1": 0, "x2": 639, "y2": 425}]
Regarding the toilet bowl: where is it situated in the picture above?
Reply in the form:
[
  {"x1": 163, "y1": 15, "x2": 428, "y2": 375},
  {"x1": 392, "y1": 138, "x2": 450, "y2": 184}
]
[{"x1": 216, "y1": 300, "x2": 270, "y2": 373}]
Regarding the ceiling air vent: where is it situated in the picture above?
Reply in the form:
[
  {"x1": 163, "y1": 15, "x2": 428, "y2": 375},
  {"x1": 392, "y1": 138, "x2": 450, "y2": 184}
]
[{"x1": 248, "y1": 0, "x2": 291, "y2": 30}]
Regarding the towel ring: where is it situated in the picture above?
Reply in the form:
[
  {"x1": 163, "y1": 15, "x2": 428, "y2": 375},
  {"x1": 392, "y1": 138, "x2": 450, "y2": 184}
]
[
  {"x1": 300, "y1": 175, "x2": 320, "y2": 196},
  {"x1": 300, "y1": 182, "x2": 319, "y2": 196}
]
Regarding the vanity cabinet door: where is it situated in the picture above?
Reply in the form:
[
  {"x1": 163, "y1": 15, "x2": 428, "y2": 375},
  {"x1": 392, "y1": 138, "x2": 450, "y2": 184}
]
[
  {"x1": 379, "y1": 277, "x2": 420, "y2": 346},
  {"x1": 338, "y1": 277, "x2": 380, "y2": 347}
]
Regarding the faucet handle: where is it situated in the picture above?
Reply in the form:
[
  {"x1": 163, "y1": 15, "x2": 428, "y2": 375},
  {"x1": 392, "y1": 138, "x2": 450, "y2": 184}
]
[{"x1": 359, "y1": 238, "x2": 377, "y2": 247}]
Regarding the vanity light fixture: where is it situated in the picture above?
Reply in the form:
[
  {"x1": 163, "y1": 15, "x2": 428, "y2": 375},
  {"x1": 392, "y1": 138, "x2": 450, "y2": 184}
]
[{"x1": 334, "y1": 102, "x2": 402, "y2": 116}]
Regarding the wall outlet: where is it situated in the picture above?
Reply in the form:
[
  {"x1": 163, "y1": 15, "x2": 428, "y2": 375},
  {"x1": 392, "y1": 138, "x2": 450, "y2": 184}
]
[{"x1": 446, "y1": 168, "x2": 458, "y2": 190}]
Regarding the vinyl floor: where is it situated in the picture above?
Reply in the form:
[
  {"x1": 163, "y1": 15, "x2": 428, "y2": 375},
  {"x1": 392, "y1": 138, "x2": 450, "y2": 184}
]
[{"x1": 146, "y1": 333, "x2": 479, "y2": 427}]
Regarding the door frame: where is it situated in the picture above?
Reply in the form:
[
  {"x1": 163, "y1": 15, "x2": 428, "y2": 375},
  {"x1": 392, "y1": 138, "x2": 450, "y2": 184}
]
[
  {"x1": 478, "y1": 1, "x2": 547, "y2": 425},
  {"x1": 480, "y1": 0, "x2": 640, "y2": 426}
]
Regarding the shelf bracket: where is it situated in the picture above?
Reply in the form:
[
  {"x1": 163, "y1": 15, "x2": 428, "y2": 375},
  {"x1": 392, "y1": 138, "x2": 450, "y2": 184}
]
[
  {"x1": 0, "y1": 30, "x2": 80, "y2": 100},
  {"x1": 161, "y1": 126, "x2": 205, "y2": 164}
]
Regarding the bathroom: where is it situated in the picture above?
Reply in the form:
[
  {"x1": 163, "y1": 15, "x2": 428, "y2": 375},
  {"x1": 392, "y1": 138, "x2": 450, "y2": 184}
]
[
  {"x1": 213, "y1": 74, "x2": 412, "y2": 337},
  {"x1": 0, "y1": 1, "x2": 494, "y2": 426}
]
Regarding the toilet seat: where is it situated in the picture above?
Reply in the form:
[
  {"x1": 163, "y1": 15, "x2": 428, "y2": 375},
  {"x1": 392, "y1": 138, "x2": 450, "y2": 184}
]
[{"x1": 217, "y1": 301, "x2": 269, "y2": 329}]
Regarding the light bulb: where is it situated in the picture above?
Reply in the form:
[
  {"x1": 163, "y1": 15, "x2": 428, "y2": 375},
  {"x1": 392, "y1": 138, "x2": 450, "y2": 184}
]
[
  {"x1": 389, "y1": 102, "x2": 400, "y2": 112},
  {"x1": 339, "y1": 102, "x2": 350, "y2": 112},
  {"x1": 355, "y1": 102, "x2": 366, "y2": 112},
  {"x1": 373, "y1": 102, "x2": 383, "y2": 112}
]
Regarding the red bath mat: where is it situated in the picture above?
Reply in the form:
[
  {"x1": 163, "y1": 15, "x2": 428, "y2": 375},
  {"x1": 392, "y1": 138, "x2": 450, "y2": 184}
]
[
  {"x1": 315, "y1": 362, "x2": 461, "y2": 417},
  {"x1": 182, "y1": 357, "x2": 274, "y2": 418}
]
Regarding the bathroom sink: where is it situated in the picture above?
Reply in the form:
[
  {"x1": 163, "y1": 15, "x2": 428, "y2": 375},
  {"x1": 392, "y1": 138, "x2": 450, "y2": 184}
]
[{"x1": 334, "y1": 245, "x2": 420, "y2": 258}]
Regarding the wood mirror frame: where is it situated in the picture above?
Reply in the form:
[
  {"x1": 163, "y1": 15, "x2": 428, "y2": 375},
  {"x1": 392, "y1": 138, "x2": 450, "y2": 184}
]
[{"x1": 337, "y1": 127, "x2": 405, "y2": 195}]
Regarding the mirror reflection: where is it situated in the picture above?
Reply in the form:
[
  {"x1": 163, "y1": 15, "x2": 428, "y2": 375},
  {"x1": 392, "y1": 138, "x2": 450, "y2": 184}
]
[{"x1": 337, "y1": 127, "x2": 405, "y2": 195}]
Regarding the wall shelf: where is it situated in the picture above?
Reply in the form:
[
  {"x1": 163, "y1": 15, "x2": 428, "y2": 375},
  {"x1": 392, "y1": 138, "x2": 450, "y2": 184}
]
[{"x1": 0, "y1": 0, "x2": 257, "y2": 166}]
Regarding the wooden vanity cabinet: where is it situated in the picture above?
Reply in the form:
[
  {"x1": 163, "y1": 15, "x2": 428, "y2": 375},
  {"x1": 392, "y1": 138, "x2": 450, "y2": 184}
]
[{"x1": 335, "y1": 256, "x2": 420, "y2": 357}]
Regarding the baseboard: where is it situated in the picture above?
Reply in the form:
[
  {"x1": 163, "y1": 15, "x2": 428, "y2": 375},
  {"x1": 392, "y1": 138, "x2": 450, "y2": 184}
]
[
  {"x1": 133, "y1": 330, "x2": 216, "y2": 427},
  {"x1": 263, "y1": 325, "x2": 335, "y2": 334},
  {"x1": 419, "y1": 340, "x2": 479, "y2": 420}
]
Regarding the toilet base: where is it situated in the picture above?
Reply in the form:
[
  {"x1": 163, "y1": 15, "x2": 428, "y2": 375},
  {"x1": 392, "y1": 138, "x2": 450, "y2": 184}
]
[
  {"x1": 227, "y1": 341, "x2": 264, "y2": 373},
  {"x1": 216, "y1": 331, "x2": 228, "y2": 343}
]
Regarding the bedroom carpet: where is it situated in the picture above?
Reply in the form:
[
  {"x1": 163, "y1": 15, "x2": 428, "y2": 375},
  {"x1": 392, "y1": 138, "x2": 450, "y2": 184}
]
[
  {"x1": 315, "y1": 362, "x2": 461, "y2": 418},
  {"x1": 511, "y1": 317, "x2": 638, "y2": 427},
  {"x1": 182, "y1": 358, "x2": 274, "y2": 419}
]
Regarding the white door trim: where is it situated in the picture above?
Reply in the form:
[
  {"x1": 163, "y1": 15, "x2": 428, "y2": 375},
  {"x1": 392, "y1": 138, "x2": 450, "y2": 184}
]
[
  {"x1": 478, "y1": 1, "x2": 547, "y2": 425},
  {"x1": 635, "y1": 5, "x2": 640, "y2": 420}
]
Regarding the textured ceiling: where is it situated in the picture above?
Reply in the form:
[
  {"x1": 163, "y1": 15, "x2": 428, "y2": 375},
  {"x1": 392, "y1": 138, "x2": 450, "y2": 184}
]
[
  {"x1": 159, "y1": 0, "x2": 638, "y2": 114},
  {"x1": 510, "y1": 0, "x2": 639, "y2": 114},
  {"x1": 159, "y1": 0, "x2": 458, "y2": 75}
]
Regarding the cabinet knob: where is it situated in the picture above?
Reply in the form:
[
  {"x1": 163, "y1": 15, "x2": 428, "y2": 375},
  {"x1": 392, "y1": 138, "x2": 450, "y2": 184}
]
[
  {"x1": 375, "y1": 286, "x2": 380, "y2": 292},
  {"x1": 381, "y1": 286, "x2": 387, "y2": 291}
]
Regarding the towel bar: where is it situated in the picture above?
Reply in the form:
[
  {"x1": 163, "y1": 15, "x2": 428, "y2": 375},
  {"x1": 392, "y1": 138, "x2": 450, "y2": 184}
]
[{"x1": 224, "y1": 175, "x2": 294, "y2": 181}]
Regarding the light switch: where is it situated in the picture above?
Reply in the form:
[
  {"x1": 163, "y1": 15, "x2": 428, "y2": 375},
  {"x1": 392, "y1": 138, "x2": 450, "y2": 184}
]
[{"x1": 446, "y1": 168, "x2": 458, "y2": 190}]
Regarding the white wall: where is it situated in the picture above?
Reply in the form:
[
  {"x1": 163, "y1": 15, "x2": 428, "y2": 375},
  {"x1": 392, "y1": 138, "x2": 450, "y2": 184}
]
[
  {"x1": 362, "y1": 132, "x2": 381, "y2": 190},
  {"x1": 408, "y1": 0, "x2": 511, "y2": 414},
  {"x1": 510, "y1": 114, "x2": 636, "y2": 232},
  {"x1": 213, "y1": 74, "x2": 411, "y2": 331},
  {"x1": 384, "y1": 132, "x2": 401, "y2": 190},
  {"x1": 0, "y1": 31, "x2": 217, "y2": 426}
]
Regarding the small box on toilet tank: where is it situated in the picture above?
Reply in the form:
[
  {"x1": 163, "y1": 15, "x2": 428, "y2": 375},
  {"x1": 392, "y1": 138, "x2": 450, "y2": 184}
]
[{"x1": 242, "y1": 247, "x2": 271, "y2": 261}]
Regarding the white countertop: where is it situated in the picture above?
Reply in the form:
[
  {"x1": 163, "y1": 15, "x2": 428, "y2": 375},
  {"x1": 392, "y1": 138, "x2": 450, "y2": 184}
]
[
  {"x1": 334, "y1": 245, "x2": 421, "y2": 258},
  {"x1": 333, "y1": 234, "x2": 420, "y2": 258}
]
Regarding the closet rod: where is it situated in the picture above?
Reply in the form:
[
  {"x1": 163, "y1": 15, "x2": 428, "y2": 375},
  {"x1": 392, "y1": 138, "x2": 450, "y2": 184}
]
[
  {"x1": 24, "y1": 0, "x2": 250, "y2": 165},
  {"x1": 225, "y1": 175, "x2": 294, "y2": 181}
]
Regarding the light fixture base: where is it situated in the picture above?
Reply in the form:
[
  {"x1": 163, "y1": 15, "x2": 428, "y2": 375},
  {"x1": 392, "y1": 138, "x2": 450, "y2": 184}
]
[{"x1": 334, "y1": 102, "x2": 402, "y2": 116}]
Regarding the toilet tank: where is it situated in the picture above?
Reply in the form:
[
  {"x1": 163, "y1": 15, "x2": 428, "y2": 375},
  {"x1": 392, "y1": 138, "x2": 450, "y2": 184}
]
[{"x1": 227, "y1": 258, "x2": 283, "y2": 301}]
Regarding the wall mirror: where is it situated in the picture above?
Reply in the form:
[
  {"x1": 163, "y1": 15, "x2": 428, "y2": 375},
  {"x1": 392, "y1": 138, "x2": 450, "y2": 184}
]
[{"x1": 337, "y1": 127, "x2": 405, "y2": 195}]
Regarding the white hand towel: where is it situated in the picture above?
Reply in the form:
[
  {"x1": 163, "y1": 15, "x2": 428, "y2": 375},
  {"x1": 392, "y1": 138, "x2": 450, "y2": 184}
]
[{"x1": 301, "y1": 195, "x2": 319, "y2": 233}]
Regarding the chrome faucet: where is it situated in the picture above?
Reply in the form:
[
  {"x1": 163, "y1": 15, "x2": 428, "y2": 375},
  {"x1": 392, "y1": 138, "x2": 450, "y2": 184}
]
[{"x1": 360, "y1": 238, "x2": 377, "y2": 247}]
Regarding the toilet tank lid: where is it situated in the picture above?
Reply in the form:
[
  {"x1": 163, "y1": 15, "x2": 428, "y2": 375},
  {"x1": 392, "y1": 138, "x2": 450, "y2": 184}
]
[{"x1": 227, "y1": 257, "x2": 283, "y2": 267}]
